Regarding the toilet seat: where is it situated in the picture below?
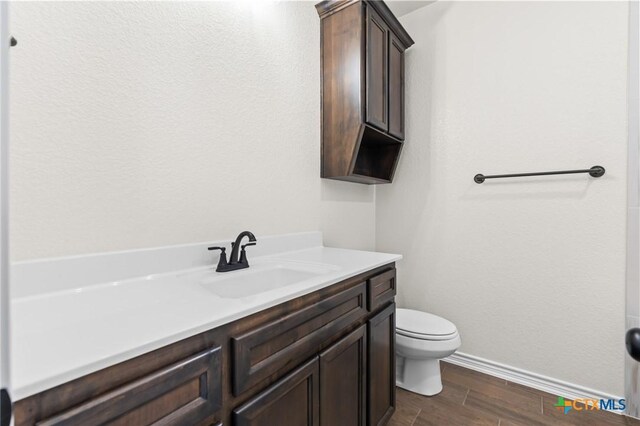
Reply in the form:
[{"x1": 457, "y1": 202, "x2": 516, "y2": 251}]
[
  {"x1": 396, "y1": 308, "x2": 458, "y2": 341},
  {"x1": 396, "y1": 328, "x2": 459, "y2": 341}
]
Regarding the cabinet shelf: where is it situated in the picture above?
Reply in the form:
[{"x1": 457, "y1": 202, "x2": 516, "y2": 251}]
[{"x1": 352, "y1": 126, "x2": 403, "y2": 184}]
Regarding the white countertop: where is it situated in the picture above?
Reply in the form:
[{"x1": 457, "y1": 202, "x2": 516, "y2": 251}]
[{"x1": 10, "y1": 233, "x2": 400, "y2": 400}]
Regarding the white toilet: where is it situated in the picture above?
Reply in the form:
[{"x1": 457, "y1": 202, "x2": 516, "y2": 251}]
[{"x1": 395, "y1": 308, "x2": 461, "y2": 396}]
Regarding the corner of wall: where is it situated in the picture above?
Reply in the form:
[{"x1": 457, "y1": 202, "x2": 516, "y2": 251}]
[{"x1": 626, "y1": 0, "x2": 640, "y2": 417}]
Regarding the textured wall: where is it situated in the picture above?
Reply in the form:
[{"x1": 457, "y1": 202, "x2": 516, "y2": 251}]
[
  {"x1": 376, "y1": 1, "x2": 628, "y2": 396},
  {"x1": 9, "y1": 1, "x2": 376, "y2": 260}
]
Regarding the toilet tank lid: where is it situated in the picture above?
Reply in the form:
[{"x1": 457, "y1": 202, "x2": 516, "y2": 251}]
[{"x1": 396, "y1": 308, "x2": 457, "y2": 336}]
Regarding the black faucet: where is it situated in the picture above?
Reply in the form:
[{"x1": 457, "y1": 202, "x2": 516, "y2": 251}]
[{"x1": 208, "y1": 231, "x2": 257, "y2": 272}]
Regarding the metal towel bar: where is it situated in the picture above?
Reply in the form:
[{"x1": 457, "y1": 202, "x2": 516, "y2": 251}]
[{"x1": 474, "y1": 165, "x2": 605, "y2": 184}]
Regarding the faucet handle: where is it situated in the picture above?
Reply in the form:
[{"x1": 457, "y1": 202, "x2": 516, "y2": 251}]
[
  {"x1": 239, "y1": 242, "x2": 256, "y2": 265},
  {"x1": 208, "y1": 246, "x2": 229, "y2": 271}
]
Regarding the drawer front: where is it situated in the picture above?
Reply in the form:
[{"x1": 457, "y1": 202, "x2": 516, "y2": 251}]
[
  {"x1": 37, "y1": 347, "x2": 222, "y2": 426},
  {"x1": 232, "y1": 282, "x2": 367, "y2": 395},
  {"x1": 367, "y1": 269, "x2": 396, "y2": 311}
]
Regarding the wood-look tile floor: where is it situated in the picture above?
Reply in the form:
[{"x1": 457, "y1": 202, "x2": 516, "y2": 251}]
[{"x1": 390, "y1": 361, "x2": 640, "y2": 426}]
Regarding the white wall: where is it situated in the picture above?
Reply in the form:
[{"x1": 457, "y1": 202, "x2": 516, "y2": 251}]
[
  {"x1": 377, "y1": 1, "x2": 628, "y2": 396},
  {"x1": 9, "y1": 1, "x2": 376, "y2": 261}
]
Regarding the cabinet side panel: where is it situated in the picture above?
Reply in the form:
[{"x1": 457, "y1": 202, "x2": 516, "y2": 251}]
[{"x1": 320, "y1": 3, "x2": 363, "y2": 178}]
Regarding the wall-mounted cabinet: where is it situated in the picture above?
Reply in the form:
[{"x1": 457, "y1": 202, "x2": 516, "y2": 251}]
[{"x1": 316, "y1": 0, "x2": 414, "y2": 184}]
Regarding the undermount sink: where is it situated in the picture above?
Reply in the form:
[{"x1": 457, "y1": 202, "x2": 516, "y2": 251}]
[{"x1": 200, "y1": 261, "x2": 340, "y2": 299}]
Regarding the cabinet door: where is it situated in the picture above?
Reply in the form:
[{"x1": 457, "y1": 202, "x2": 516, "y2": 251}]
[
  {"x1": 319, "y1": 326, "x2": 366, "y2": 426},
  {"x1": 368, "y1": 303, "x2": 396, "y2": 426},
  {"x1": 388, "y1": 34, "x2": 405, "y2": 140},
  {"x1": 233, "y1": 358, "x2": 319, "y2": 426},
  {"x1": 365, "y1": 6, "x2": 389, "y2": 132}
]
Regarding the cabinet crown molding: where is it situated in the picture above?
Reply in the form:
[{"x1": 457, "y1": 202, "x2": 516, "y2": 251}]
[{"x1": 315, "y1": 0, "x2": 415, "y2": 48}]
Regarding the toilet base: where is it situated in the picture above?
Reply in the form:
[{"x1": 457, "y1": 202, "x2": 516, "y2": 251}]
[{"x1": 396, "y1": 357, "x2": 443, "y2": 396}]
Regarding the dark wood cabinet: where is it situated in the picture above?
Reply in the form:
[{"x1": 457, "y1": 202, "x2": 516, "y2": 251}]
[
  {"x1": 14, "y1": 265, "x2": 397, "y2": 426},
  {"x1": 366, "y1": 6, "x2": 389, "y2": 132},
  {"x1": 317, "y1": 0, "x2": 414, "y2": 184},
  {"x1": 236, "y1": 323, "x2": 371, "y2": 426},
  {"x1": 368, "y1": 303, "x2": 396, "y2": 426},
  {"x1": 367, "y1": 268, "x2": 396, "y2": 311},
  {"x1": 234, "y1": 358, "x2": 320, "y2": 426},
  {"x1": 319, "y1": 325, "x2": 367, "y2": 426},
  {"x1": 388, "y1": 33, "x2": 405, "y2": 140},
  {"x1": 232, "y1": 282, "x2": 367, "y2": 395},
  {"x1": 31, "y1": 347, "x2": 223, "y2": 426}
]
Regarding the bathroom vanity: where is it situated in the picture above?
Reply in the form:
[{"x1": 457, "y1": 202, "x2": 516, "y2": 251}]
[{"x1": 10, "y1": 233, "x2": 400, "y2": 426}]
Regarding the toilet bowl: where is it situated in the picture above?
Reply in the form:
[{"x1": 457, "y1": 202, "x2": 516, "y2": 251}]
[{"x1": 395, "y1": 308, "x2": 461, "y2": 396}]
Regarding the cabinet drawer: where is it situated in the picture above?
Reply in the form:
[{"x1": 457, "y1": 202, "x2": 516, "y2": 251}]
[
  {"x1": 232, "y1": 282, "x2": 367, "y2": 395},
  {"x1": 367, "y1": 269, "x2": 396, "y2": 311},
  {"x1": 37, "y1": 347, "x2": 222, "y2": 426}
]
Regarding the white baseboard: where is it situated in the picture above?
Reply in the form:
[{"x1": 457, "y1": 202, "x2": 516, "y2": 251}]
[{"x1": 445, "y1": 352, "x2": 623, "y2": 405}]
